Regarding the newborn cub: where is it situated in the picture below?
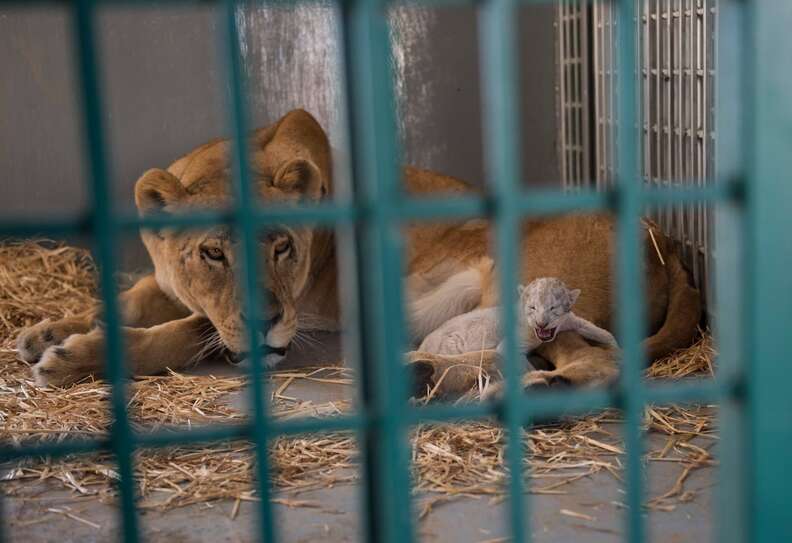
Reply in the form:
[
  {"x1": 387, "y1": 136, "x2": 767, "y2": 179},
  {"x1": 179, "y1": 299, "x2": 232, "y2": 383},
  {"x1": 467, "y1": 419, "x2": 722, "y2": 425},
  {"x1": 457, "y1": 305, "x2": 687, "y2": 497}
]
[
  {"x1": 515, "y1": 277, "x2": 618, "y2": 352},
  {"x1": 418, "y1": 276, "x2": 618, "y2": 355}
]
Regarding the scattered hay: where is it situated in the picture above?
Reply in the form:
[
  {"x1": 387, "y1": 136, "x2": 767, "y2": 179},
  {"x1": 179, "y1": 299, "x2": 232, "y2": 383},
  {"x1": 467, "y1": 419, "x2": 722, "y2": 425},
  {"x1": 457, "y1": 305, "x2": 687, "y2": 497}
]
[{"x1": 1, "y1": 240, "x2": 718, "y2": 516}]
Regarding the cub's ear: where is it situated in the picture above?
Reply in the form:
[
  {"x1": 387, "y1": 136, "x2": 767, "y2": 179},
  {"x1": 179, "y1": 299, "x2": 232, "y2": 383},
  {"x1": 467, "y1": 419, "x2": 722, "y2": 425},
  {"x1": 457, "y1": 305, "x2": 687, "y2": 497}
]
[
  {"x1": 134, "y1": 169, "x2": 187, "y2": 216},
  {"x1": 517, "y1": 284, "x2": 526, "y2": 296},
  {"x1": 272, "y1": 158, "x2": 325, "y2": 200},
  {"x1": 568, "y1": 288, "x2": 581, "y2": 305}
]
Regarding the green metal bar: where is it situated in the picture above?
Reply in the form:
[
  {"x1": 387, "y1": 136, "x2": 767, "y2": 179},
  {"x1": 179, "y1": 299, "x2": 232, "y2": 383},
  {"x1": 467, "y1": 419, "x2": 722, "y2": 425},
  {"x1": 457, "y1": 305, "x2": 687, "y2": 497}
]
[
  {"x1": 644, "y1": 379, "x2": 732, "y2": 407},
  {"x1": 221, "y1": 1, "x2": 277, "y2": 541},
  {"x1": 340, "y1": 0, "x2": 415, "y2": 541},
  {"x1": 613, "y1": 0, "x2": 645, "y2": 541},
  {"x1": 1, "y1": 181, "x2": 747, "y2": 240},
  {"x1": 121, "y1": 204, "x2": 357, "y2": 230},
  {"x1": 641, "y1": 180, "x2": 742, "y2": 206},
  {"x1": 0, "y1": 438, "x2": 111, "y2": 462},
  {"x1": 715, "y1": 2, "x2": 749, "y2": 542},
  {"x1": 745, "y1": 2, "x2": 792, "y2": 541},
  {"x1": 70, "y1": 1, "x2": 141, "y2": 541},
  {"x1": 479, "y1": 0, "x2": 528, "y2": 540},
  {"x1": 0, "y1": 216, "x2": 93, "y2": 238},
  {"x1": 138, "y1": 414, "x2": 364, "y2": 448}
]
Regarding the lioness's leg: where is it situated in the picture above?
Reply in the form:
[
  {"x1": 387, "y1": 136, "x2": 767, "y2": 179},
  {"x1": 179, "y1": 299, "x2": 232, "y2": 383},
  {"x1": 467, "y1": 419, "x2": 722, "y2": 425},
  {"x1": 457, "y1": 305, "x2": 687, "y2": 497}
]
[
  {"x1": 407, "y1": 349, "x2": 502, "y2": 398},
  {"x1": 16, "y1": 314, "x2": 95, "y2": 363},
  {"x1": 16, "y1": 274, "x2": 189, "y2": 364},
  {"x1": 31, "y1": 314, "x2": 214, "y2": 387},
  {"x1": 117, "y1": 274, "x2": 191, "y2": 327},
  {"x1": 532, "y1": 331, "x2": 620, "y2": 387}
]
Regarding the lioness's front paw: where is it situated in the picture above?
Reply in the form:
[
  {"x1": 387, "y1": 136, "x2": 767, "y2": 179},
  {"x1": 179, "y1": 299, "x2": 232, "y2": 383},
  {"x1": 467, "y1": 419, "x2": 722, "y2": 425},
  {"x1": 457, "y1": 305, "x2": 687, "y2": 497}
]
[
  {"x1": 32, "y1": 332, "x2": 104, "y2": 387},
  {"x1": 17, "y1": 319, "x2": 74, "y2": 363}
]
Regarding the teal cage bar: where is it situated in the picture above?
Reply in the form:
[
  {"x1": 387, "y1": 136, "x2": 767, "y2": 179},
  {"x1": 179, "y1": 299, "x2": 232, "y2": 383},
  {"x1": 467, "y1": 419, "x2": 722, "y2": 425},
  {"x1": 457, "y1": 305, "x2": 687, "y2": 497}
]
[{"x1": 0, "y1": 0, "x2": 790, "y2": 542}]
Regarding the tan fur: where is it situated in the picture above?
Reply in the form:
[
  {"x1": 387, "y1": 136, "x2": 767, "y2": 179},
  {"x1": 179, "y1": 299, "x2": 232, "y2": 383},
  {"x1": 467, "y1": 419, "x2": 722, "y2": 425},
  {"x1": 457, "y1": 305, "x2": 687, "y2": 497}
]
[{"x1": 17, "y1": 109, "x2": 701, "y2": 391}]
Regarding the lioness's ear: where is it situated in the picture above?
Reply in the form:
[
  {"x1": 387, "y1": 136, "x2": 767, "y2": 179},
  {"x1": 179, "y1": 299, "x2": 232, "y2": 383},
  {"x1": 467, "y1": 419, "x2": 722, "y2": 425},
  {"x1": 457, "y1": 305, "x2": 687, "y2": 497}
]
[
  {"x1": 135, "y1": 169, "x2": 187, "y2": 216},
  {"x1": 569, "y1": 288, "x2": 581, "y2": 305},
  {"x1": 272, "y1": 158, "x2": 325, "y2": 199}
]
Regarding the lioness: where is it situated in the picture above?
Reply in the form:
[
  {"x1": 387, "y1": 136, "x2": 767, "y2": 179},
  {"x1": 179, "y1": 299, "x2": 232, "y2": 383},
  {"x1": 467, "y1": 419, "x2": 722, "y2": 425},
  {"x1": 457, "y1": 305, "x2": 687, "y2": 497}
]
[{"x1": 16, "y1": 109, "x2": 701, "y2": 392}]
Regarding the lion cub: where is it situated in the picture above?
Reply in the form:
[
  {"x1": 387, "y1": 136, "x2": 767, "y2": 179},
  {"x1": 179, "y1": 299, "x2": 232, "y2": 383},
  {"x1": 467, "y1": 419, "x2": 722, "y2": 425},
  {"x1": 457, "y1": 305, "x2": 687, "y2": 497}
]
[{"x1": 418, "y1": 277, "x2": 618, "y2": 355}]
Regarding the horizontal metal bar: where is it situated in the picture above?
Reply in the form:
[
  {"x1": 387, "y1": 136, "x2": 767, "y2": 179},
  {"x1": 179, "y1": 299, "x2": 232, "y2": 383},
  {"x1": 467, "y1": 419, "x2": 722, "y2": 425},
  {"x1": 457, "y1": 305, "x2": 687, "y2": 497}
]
[
  {"x1": 517, "y1": 189, "x2": 611, "y2": 215},
  {"x1": 518, "y1": 387, "x2": 615, "y2": 421},
  {"x1": 0, "y1": 216, "x2": 92, "y2": 238},
  {"x1": 136, "y1": 424, "x2": 252, "y2": 449},
  {"x1": 0, "y1": 0, "x2": 581, "y2": 7},
  {"x1": 1, "y1": 181, "x2": 743, "y2": 240},
  {"x1": 408, "y1": 402, "x2": 496, "y2": 424},
  {"x1": 123, "y1": 204, "x2": 357, "y2": 231},
  {"x1": 0, "y1": 437, "x2": 110, "y2": 462},
  {"x1": 119, "y1": 210, "x2": 234, "y2": 231},
  {"x1": 645, "y1": 376, "x2": 739, "y2": 406},
  {"x1": 397, "y1": 196, "x2": 489, "y2": 222},
  {"x1": 642, "y1": 179, "x2": 742, "y2": 206},
  {"x1": 270, "y1": 414, "x2": 365, "y2": 436}
]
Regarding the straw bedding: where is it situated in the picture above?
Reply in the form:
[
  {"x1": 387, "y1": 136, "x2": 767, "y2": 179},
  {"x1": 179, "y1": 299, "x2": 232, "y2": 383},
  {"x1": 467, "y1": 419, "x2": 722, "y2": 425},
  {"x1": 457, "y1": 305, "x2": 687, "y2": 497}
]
[{"x1": 0, "y1": 241, "x2": 717, "y2": 516}]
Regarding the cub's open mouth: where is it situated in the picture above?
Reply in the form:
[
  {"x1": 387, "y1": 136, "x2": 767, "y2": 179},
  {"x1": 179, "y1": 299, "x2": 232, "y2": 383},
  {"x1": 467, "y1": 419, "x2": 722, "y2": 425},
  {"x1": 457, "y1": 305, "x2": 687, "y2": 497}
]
[{"x1": 534, "y1": 327, "x2": 557, "y2": 342}]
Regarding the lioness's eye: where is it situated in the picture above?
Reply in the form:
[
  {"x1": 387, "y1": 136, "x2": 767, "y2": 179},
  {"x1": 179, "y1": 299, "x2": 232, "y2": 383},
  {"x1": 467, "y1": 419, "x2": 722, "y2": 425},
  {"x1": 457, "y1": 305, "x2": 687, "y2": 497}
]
[
  {"x1": 273, "y1": 238, "x2": 292, "y2": 258},
  {"x1": 201, "y1": 246, "x2": 225, "y2": 262}
]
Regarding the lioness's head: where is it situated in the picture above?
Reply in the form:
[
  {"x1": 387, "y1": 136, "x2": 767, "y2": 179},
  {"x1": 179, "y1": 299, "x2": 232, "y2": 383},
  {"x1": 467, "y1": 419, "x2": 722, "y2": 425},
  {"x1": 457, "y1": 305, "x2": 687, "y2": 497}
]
[{"x1": 134, "y1": 110, "x2": 332, "y2": 366}]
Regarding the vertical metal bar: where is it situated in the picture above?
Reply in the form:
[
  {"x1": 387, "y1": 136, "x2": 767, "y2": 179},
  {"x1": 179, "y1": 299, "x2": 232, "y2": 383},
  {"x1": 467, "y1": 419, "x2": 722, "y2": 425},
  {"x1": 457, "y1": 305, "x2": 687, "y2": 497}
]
[
  {"x1": 594, "y1": 1, "x2": 600, "y2": 187},
  {"x1": 221, "y1": 2, "x2": 276, "y2": 541},
  {"x1": 664, "y1": 0, "x2": 673, "y2": 233},
  {"x1": 71, "y1": 2, "x2": 139, "y2": 541},
  {"x1": 657, "y1": 0, "x2": 664, "y2": 230},
  {"x1": 608, "y1": 0, "x2": 616, "y2": 187},
  {"x1": 675, "y1": 0, "x2": 685, "y2": 247},
  {"x1": 615, "y1": 0, "x2": 645, "y2": 541},
  {"x1": 641, "y1": 0, "x2": 651, "y2": 212},
  {"x1": 703, "y1": 0, "x2": 714, "y2": 308},
  {"x1": 479, "y1": 0, "x2": 526, "y2": 540},
  {"x1": 558, "y1": 1, "x2": 569, "y2": 186},
  {"x1": 714, "y1": 3, "x2": 748, "y2": 542},
  {"x1": 696, "y1": 0, "x2": 705, "y2": 289},
  {"x1": 340, "y1": 0, "x2": 413, "y2": 541},
  {"x1": 686, "y1": 0, "x2": 696, "y2": 275},
  {"x1": 571, "y1": 4, "x2": 579, "y2": 186},
  {"x1": 746, "y1": 1, "x2": 792, "y2": 541},
  {"x1": 572, "y1": 3, "x2": 582, "y2": 186},
  {"x1": 580, "y1": 1, "x2": 591, "y2": 185}
]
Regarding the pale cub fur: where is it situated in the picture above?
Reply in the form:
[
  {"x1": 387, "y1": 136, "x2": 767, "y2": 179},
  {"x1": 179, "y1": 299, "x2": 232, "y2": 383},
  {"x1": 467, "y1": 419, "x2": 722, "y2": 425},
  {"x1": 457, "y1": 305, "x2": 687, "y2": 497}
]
[{"x1": 418, "y1": 276, "x2": 618, "y2": 355}]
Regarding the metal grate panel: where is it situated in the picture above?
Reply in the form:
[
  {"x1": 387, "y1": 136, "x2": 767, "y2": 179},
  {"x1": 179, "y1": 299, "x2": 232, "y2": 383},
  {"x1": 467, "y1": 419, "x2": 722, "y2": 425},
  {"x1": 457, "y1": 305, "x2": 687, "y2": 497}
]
[{"x1": 1, "y1": 1, "x2": 791, "y2": 542}]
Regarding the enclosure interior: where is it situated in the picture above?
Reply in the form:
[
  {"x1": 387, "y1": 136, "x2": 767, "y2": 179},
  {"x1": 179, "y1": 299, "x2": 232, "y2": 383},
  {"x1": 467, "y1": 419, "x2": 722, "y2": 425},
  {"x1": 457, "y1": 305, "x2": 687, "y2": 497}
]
[{"x1": 0, "y1": 1, "x2": 727, "y2": 542}]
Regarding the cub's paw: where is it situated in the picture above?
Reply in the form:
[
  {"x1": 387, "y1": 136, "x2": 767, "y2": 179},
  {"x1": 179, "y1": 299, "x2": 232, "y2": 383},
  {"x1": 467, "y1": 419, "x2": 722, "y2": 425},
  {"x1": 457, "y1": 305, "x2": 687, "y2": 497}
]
[
  {"x1": 17, "y1": 319, "x2": 69, "y2": 363},
  {"x1": 32, "y1": 332, "x2": 104, "y2": 387}
]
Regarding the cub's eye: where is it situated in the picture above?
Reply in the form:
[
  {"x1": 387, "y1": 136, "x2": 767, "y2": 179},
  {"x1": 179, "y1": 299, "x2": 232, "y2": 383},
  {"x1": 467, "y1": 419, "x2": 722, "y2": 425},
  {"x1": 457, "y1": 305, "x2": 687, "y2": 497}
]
[
  {"x1": 528, "y1": 306, "x2": 536, "y2": 311},
  {"x1": 273, "y1": 238, "x2": 292, "y2": 258},
  {"x1": 201, "y1": 246, "x2": 225, "y2": 262}
]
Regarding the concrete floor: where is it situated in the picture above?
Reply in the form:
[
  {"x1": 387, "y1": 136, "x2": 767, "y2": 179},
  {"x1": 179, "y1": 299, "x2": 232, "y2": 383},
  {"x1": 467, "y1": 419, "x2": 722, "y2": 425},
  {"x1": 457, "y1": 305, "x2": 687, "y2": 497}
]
[{"x1": 2, "y1": 333, "x2": 714, "y2": 542}]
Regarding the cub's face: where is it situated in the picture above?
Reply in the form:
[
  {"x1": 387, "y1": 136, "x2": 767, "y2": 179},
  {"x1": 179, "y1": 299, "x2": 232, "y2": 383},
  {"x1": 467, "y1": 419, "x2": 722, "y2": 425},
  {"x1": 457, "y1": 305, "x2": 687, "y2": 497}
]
[{"x1": 519, "y1": 278, "x2": 580, "y2": 342}]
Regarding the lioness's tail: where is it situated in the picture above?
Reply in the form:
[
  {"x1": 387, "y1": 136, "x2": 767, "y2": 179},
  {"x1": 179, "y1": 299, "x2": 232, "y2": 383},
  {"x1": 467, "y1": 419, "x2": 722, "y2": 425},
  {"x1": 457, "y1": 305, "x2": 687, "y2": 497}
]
[
  {"x1": 408, "y1": 258, "x2": 493, "y2": 344},
  {"x1": 643, "y1": 251, "x2": 702, "y2": 361}
]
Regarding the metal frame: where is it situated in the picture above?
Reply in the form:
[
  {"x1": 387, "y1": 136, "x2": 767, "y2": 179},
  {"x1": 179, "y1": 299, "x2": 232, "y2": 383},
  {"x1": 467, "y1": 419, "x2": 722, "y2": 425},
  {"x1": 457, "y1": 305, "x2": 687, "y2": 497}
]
[
  {"x1": 556, "y1": 0, "x2": 591, "y2": 188},
  {"x1": 563, "y1": 0, "x2": 716, "y2": 300},
  {"x1": 1, "y1": 0, "x2": 790, "y2": 542}
]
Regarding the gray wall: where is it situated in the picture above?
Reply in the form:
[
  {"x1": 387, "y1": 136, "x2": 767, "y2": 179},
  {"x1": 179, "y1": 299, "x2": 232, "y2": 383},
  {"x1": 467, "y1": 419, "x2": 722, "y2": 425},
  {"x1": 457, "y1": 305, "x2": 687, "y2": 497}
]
[{"x1": 0, "y1": 4, "x2": 560, "y2": 268}]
